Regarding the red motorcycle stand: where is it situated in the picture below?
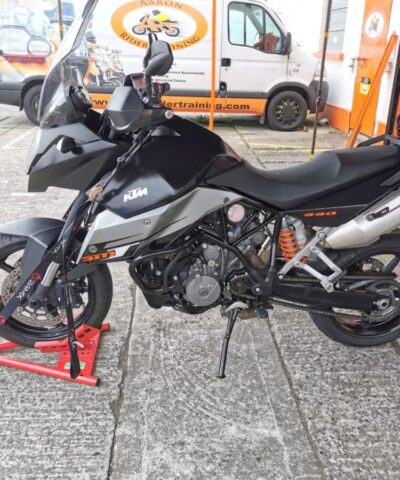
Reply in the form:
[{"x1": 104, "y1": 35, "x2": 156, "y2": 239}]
[{"x1": 0, "y1": 323, "x2": 110, "y2": 387}]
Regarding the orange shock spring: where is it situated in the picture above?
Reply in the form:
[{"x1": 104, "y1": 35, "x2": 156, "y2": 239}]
[{"x1": 279, "y1": 226, "x2": 299, "y2": 262}]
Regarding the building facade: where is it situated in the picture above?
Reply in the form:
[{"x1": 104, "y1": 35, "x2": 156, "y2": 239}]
[
  {"x1": 270, "y1": 0, "x2": 400, "y2": 137},
  {"x1": 323, "y1": 0, "x2": 400, "y2": 136}
]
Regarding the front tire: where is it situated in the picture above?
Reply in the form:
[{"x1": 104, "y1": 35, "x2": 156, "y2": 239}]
[
  {"x1": 23, "y1": 84, "x2": 42, "y2": 125},
  {"x1": 132, "y1": 25, "x2": 146, "y2": 35},
  {"x1": 0, "y1": 235, "x2": 113, "y2": 347},
  {"x1": 311, "y1": 238, "x2": 400, "y2": 347},
  {"x1": 266, "y1": 90, "x2": 307, "y2": 131}
]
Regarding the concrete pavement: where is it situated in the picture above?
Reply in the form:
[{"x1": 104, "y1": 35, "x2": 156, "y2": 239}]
[{"x1": 0, "y1": 107, "x2": 399, "y2": 479}]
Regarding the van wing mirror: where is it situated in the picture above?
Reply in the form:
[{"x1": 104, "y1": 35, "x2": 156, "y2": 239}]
[
  {"x1": 283, "y1": 32, "x2": 292, "y2": 55},
  {"x1": 144, "y1": 40, "x2": 174, "y2": 77}
]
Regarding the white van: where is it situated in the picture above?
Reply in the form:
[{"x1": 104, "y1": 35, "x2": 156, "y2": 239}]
[{"x1": 0, "y1": 0, "x2": 328, "y2": 130}]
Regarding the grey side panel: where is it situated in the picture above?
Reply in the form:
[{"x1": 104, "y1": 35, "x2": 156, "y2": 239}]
[{"x1": 78, "y1": 188, "x2": 243, "y2": 261}]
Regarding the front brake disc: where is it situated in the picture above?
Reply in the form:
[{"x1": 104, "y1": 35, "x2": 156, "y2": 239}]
[{"x1": 1, "y1": 264, "x2": 66, "y2": 328}]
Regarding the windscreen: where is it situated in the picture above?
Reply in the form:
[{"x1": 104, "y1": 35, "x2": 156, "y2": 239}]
[
  {"x1": 39, "y1": 0, "x2": 98, "y2": 121},
  {"x1": 39, "y1": 0, "x2": 214, "y2": 119}
]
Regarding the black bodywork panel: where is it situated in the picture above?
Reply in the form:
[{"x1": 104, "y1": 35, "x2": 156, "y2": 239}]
[
  {"x1": 208, "y1": 145, "x2": 400, "y2": 225},
  {"x1": 106, "y1": 86, "x2": 145, "y2": 132},
  {"x1": 96, "y1": 117, "x2": 240, "y2": 219},
  {"x1": 28, "y1": 122, "x2": 128, "y2": 192},
  {"x1": 287, "y1": 205, "x2": 365, "y2": 227}
]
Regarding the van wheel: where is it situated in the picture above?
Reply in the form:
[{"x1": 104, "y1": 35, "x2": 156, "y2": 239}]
[
  {"x1": 23, "y1": 84, "x2": 42, "y2": 125},
  {"x1": 266, "y1": 90, "x2": 307, "y2": 131}
]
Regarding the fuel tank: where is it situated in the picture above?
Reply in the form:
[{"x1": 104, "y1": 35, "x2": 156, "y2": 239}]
[{"x1": 96, "y1": 117, "x2": 241, "y2": 219}]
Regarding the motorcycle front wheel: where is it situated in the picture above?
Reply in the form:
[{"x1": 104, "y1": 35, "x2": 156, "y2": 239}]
[
  {"x1": 0, "y1": 235, "x2": 113, "y2": 347},
  {"x1": 311, "y1": 237, "x2": 400, "y2": 346},
  {"x1": 132, "y1": 25, "x2": 146, "y2": 35}
]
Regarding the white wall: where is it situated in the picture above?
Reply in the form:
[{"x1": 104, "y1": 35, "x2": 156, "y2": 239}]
[
  {"x1": 325, "y1": 0, "x2": 365, "y2": 111},
  {"x1": 375, "y1": 0, "x2": 400, "y2": 128}
]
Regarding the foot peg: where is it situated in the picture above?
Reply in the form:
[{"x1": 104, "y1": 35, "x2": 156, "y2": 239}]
[{"x1": 217, "y1": 308, "x2": 239, "y2": 379}]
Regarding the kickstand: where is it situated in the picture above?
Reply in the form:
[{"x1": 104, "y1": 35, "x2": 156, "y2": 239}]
[{"x1": 217, "y1": 308, "x2": 239, "y2": 379}]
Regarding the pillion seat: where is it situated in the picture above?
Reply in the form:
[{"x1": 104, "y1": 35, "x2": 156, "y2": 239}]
[{"x1": 207, "y1": 145, "x2": 400, "y2": 210}]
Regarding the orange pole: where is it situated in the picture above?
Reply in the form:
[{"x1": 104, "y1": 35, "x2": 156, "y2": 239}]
[
  {"x1": 209, "y1": 0, "x2": 217, "y2": 130},
  {"x1": 347, "y1": 32, "x2": 398, "y2": 148}
]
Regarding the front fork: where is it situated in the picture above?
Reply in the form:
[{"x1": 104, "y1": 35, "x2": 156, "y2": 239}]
[
  {"x1": 29, "y1": 261, "x2": 62, "y2": 308},
  {"x1": 28, "y1": 192, "x2": 89, "y2": 308}
]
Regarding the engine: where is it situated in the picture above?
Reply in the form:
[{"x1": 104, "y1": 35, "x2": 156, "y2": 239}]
[
  {"x1": 133, "y1": 202, "x2": 272, "y2": 313},
  {"x1": 181, "y1": 244, "x2": 223, "y2": 307}
]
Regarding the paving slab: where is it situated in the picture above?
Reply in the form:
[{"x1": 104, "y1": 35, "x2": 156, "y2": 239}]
[{"x1": 109, "y1": 292, "x2": 323, "y2": 480}]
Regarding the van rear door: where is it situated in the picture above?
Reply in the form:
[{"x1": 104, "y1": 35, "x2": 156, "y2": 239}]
[{"x1": 220, "y1": 1, "x2": 288, "y2": 112}]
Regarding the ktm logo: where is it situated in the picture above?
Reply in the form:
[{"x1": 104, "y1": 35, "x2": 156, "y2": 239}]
[
  {"x1": 81, "y1": 251, "x2": 116, "y2": 263},
  {"x1": 304, "y1": 211, "x2": 337, "y2": 218},
  {"x1": 124, "y1": 187, "x2": 148, "y2": 202}
]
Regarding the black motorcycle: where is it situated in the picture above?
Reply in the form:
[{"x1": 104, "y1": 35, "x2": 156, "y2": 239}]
[{"x1": 1, "y1": 6, "x2": 400, "y2": 379}]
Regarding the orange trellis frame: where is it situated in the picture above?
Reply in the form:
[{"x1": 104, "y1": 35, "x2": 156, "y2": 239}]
[{"x1": 209, "y1": 0, "x2": 217, "y2": 130}]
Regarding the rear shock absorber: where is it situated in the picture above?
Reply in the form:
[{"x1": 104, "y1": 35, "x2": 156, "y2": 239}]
[{"x1": 279, "y1": 218, "x2": 299, "y2": 262}]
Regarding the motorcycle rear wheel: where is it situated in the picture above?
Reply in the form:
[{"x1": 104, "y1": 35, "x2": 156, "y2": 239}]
[
  {"x1": 0, "y1": 235, "x2": 113, "y2": 347},
  {"x1": 311, "y1": 238, "x2": 400, "y2": 346}
]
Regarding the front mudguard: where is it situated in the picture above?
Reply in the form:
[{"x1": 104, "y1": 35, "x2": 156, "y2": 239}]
[
  {"x1": 0, "y1": 218, "x2": 64, "y2": 283},
  {"x1": 0, "y1": 217, "x2": 98, "y2": 283}
]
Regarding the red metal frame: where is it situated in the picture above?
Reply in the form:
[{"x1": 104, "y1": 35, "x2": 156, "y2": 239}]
[{"x1": 0, "y1": 323, "x2": 110, "y2": 387}]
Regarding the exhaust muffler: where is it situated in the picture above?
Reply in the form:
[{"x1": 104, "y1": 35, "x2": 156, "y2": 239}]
[{"x1": 326, "y1": 189, "x2": 400, "y2": 249}]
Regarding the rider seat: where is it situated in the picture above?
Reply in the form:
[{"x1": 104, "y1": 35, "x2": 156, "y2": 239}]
[{"x1": 208, "y1": 145, "x2": 400, "y2": 210}]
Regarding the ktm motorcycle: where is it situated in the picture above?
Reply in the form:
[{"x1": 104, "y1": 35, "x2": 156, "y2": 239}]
[{"x1": 1, "y1": 4, "x2": 400, "y2": 379}]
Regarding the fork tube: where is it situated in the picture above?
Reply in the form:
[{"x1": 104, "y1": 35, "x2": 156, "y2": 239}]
[{"x1": 41, "y1": 261, "x2": 61, "y2": 287}]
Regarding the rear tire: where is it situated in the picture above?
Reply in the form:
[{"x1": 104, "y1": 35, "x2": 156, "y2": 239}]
[
  {"x1": 311, "y1": 238, "x2": 400, "y2": 347},
  {"x1": 23, "y1": 84, "x2": 42, "y2": 125},
  {"x1": 266, "y1": 90, "x2": 307, "y2": 131},
  {"x1": 0, "y1": 235, "x2": 113, "y2": 347},
  {"x1": 166, "y1": 26, "x2": 180, "y2": 37}
]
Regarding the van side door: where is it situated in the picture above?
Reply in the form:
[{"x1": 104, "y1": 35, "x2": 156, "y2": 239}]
[{"x1": 220, "y1": 1, "x2": 288, "y2": 106}]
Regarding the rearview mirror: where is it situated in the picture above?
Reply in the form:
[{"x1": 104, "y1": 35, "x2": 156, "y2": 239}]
[
  {"x1": 283, "y1": 32, "x2": 292, "y2": 55},
  {"x1": 144, "y1": 40, "x2": 174, "y2": 77}
]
